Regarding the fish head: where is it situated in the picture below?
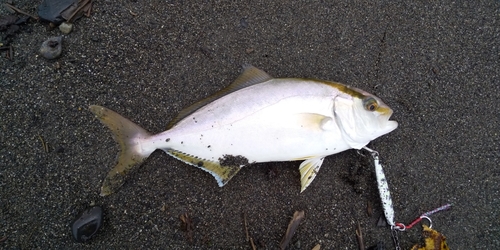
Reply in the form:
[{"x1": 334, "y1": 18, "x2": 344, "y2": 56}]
[{"x1": 333, "y1": 86, "x2": 398, "y2": 149}]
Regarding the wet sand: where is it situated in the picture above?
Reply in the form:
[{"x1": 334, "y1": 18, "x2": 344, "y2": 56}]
[{"x1": 1, "y1": 1, "x2": 499, "y2": 249}]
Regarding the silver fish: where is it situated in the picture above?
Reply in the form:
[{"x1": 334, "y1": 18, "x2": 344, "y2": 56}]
[{"x1": 90, "y1": 66, "x2": 398, "y2": 196}]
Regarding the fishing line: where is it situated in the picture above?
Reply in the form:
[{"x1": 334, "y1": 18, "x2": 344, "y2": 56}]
[{"x1": 362, "y1": 147, "x2": 452, "y2": 250}]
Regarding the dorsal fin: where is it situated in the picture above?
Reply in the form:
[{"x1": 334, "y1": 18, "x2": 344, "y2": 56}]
[
  {"x1": 167, "y1": 65, "x2": 273, "y2": 129},
  {"x1": 232, "y1": 65, "x2": 273, "y2": 87}
]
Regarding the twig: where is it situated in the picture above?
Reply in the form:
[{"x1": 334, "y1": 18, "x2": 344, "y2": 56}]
[
  {"x1": 249, "y1": 237, "x2": 256, "y2": 250},
  {"x1": 355, "y1": 222, "x2": 364, "y2": 250},
  {"x1": 8, "y1": 45, "x2": 13, "y2": 60},
  {"x1": 0, "y1": 235, "x2": 7, "y2": 242},
  {"x1": 3, "y1": 3, "x2": 39, "y2": 20},
  {"x1": 67, "y1": 0, "x2": 91, "y2": 23},
  {"x1": 38, "y1": 135, "x2": 48, "y2": 153},
  {"x1": 243, "y1": 212, "x2": 249, "y2": 241},
  {"x1": 84, "y1": 0, "x2": 93, "y2": 17},
  {"x1": 243, "y1": 212, "x2": 256, "y2": 250}
]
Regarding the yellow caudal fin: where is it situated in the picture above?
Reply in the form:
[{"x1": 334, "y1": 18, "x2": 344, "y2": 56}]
[
  {"x1": 299, "y1": 157, "x2": 325, "y2": 192},
  {"x1": 89, "y1": 105, "x2": 153, "y2": 196}
]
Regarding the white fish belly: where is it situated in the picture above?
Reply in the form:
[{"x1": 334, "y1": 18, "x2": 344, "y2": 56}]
[
  {"x1": 147, "y1": 79, "x2": 353, "y2": 164},
  {"x1": 166, "y1": 117, "x2": 350, "y2": 163}
]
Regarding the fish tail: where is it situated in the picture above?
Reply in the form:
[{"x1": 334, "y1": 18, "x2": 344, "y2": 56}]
[{"x1": 89, "y1": 105, "x2": 153, "y2": 196}]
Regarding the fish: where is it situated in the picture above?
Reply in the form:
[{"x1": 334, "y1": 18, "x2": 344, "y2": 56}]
[{"x1": 90, "y1": 66, "x2": 398, "y2": 196}]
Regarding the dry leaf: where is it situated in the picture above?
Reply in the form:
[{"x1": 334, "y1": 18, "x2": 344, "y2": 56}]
[
  {"x1": 280, "y1": 210, "x2": 305, "y2": 250},
  {"x1": 411, "y1": 224, "x2": 450, "y2": 250},
  {"x1": 311, "y1": 243, "x2": 321, "y2": 250},
  {"x1": 179, "y1": 212, "x2": 194, "y2": 243}
]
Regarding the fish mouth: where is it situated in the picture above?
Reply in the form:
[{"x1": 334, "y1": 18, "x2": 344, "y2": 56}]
[
  {"x1": 377, "y1": 108, "x2": 398, "y2": 132},
  {"x1": 384, "y1": 120, "x2": 398, "y2": 132}
]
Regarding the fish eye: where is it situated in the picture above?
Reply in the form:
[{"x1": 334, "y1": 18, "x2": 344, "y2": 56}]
[{"x1": 363, "y1": 97, "x2": 378, "y2": 112}]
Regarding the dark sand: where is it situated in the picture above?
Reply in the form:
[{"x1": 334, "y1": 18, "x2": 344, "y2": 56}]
[{"x1": 1, "y1": 1, "x2": 499, "y2": 249}]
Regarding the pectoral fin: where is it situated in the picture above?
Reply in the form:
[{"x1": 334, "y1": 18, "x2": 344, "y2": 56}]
[
  {"x1": 294, "y1": 114, "x2": 335, "y2": 131},
  {"x1": 299, "y1": 157, "x2": 325, "y2": 192}
]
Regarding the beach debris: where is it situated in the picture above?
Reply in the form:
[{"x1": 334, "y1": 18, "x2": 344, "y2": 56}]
[
  {"x1": 2, "y1": 3, "x2": 38, "y2": 20},
  {"x1": 0, "y1": 15, "x2": 29, "y2": 41},
  {"x1": 242, "y1": 212, "x2": 256, "y2": 250},
  {"x1": 2, "y1": 2, "x2": 15, "y2": 14},
  {"x1": 355, "y1": 222, "x2": 364, "y2": 250},
  {"x1": 40, "y1": 36, "x2": 63, "y2": 59},
  {"x1": 410, "y1": 224, "x2": 449, "y2": 250},
  {"x1": 366, "y1": 201, "x2": 373, "y2": 216},
  {"x1": 0, "y1": 5, "x2": 34, "y2": 59},
  {"x1": 70, "y1": 206, "x2": 103, "y2": 243},
  {"x1": 0, "y1": 14, "x2": 29, "y2": 60},
  {"x1": 128, "y1": 9, "x2": 138, "y2": 16},
  {"x1": 1, "y1": 22, "x2": 18, "y2": 40},
  {"x1": 0, "y1": 15, "x2": 18, "y2": 30},
  {"x1": 38, "y1": 0, "x2": 93, "y2": 25},
  {"x1": 38, "y1": 135, "x2": 49, "y2": 153},
  {"x1": 0, "y1": 45, "x2": 13, "y2": 60},
  {"x1": 38, "y1": 0, "x2": 76, "y2": 24},
  {"x1": 59, "y1": 21, "x2": 73, "y2": 34},
  {"x1": 62, "y1": 0, "x2": 93, "y2": 23},
  {"x1": 311, "y1": 244, "x2": 321, "y2": 250},
  {"x1": 179, "y1": 212, "x2": 194, "y2": 243},
  {"x1": 280, "y1": 210, "x2": 305, "y2": 250}
]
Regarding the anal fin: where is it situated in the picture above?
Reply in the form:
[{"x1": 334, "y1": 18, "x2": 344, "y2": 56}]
[
  {"x1": 166, "y1": 149, "x2": 241, "y2": 187},
  {"x1": 299, "y1": 157, "x2": 325, "y2": 192}
]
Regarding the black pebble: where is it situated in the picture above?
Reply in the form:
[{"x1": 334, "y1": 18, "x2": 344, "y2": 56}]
[
  {"x1": 70, "y1": 206, "x2": 103, "y2": 243},
  {"x1": 239, "y1": 18, "x2": 249, "y2": 29}
]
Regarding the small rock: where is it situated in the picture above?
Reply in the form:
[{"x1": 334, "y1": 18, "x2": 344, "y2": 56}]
[
  {"x1": 59, "y1": 22, "x2": 73, "y2": 34},
  {"x1": 239, "y1": 18, "x2": 249, "y2": 29},
  {"x1": 70, "y1": 206, "x2": 103, "y2": 243},
  {"x1": 40, "y1": 36, "x2": 63, "y2": 59}
]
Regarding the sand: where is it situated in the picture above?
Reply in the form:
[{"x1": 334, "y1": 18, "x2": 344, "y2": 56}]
[{"x1": 1, "y1": 1, "x2": 499, "y2": 249}]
